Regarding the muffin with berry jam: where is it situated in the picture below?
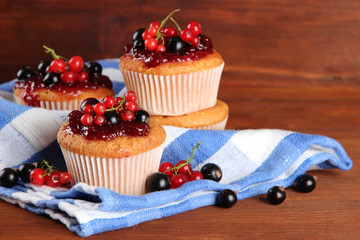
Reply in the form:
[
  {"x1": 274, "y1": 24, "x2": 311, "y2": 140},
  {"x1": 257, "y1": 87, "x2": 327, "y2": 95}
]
[
  {"x1": 152, "y1": 100, "x2": 229, "y2": 130},
  {"x1": 13, "y1": 46, "x2": 114, "y2": 110},
  {"x1": 120, "y1": 9, "x2": 224, "y2": 116},
  {"x1": 57, "y1": 91, "x2": 166, "y2": 195}
]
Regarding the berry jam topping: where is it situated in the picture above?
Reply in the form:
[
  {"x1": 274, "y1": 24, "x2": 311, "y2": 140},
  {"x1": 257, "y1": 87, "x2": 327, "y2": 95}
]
[
  {"x1": 125, "y1": 9, "x2": 214, "y2": 68},
  {"x1": 66, "y1": 92, "x2": 150, "y2": 140},
  {"x1": 14, "y1": 46, "x2": 113, "y2": 107}
]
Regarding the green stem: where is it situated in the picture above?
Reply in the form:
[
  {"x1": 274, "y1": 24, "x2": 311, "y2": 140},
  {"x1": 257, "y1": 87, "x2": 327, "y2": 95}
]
[
  {"x1": 170, "y1": 17, "x2": 182, "y2": 32},
  {"x1": 105, "y1": 97, "x2": 126, "y2": 112},
  {"x1": 172, "y1": 141, "x2": 201, "y2": 174},
  {"x1": 43, "y1": 45, "x2": 68, "y2": 62}
]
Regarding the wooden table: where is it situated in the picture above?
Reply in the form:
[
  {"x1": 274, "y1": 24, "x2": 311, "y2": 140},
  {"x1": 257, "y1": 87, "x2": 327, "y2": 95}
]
[{"x1": 1, "y1": 1, "x2": 360, "y2": 239}]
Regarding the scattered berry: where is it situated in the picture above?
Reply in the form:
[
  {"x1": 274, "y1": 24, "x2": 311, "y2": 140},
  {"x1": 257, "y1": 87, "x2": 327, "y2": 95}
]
[
  {"x1": 104, "y1": 111, "x2": 120, "y2": 125},
  {"x1": 188, "y1": 171, "x2": 203, "y2": 181},
  {"x1": 80, "y1": 98, "x2": 99, "y2": 112},
  {"x1": 133, "y1": 28, "x2": 146, "y2": 42},
  {"x1": 180, "y1": 29, "x2": 193, "y2": 42},
  {"x1": 45, "y1": 171, "x2": 62, "y2": 188},
  {"x1": 267, "y1": 186, "x2": 286, "y2": 205},
  {"x1": 159, "y1": 162, "x2": 175, "y2": 178},
  {"x1": 295, "y1": 174, "x2": 316, "y2": 193},
  {"x1": 201, "y1": 163, "x2": 222, "y2": 182},
  {"x1": 119, "y1": 109, "x2": 135, "y2": 121},
  {"x1": 88, "y1": 62, "x2": 102, "y2": 74},
  {"x1": 149, "y1": 21, "x2": 161, "y2": 29},
  {"x1": 93, "y1": 103, "x2": 106, "y2": 115},
  {"x1": 37, "y1": 61, "x2": 51, "y2": 75},
  {"x1": 164, "y1": 27, "x2": 178, "y2": 37},
  {"x1": 82, "y1": 104, "x2": 93, "y2": 114},
  {"x1": 156, "y1": 44, "x2": 166, "y2": 52},
  {"x1": 170, "y1": 174, "x2": 187, "y2": 189},
  {"x1": 187, "y1": 21, "x2": 202, "y2": 36},
  {"x1": 61, "y1": 70, "x2": 76, "y2": 84},
  {"x1": 125, "y1": 91, "x2": 137, "y2": 102},
  {"x1": 30, "y1": 168, "x2": 46, "y2": 186},
  {"x1": 18, "y1": 163, "x2": 36, "y2": 183},
  {"x1": 75, "y1": 70, "x2": 89, "y2": 82},
  {"x1": 0, "y1": 168, "x2": 19, "y2": 188},
  {"x1": 176, "y1": 160, "x2": 192, "y2": 175},
  {"x1": 217, "y1": 189, "x2": 237, "y2": 208},
  {"x1": 145, "y1": 38, "x2": 157, "y2": 51},
  {"x1": 59, "y1": 172, "x2": 72, "y2": 184},
  {"x1": 124, "y1": 101, "x2": 138, "y2": 112},
  {"x1": 146, "y1": 172, "x2": 171, "y2": 192},
  {"x1": 102, "y1": 96, "x2": 115, "y2": 108},
  {"x1": 94, "y1": 114, "x2": 105, "y2": 126},
  {"x1": 166, "y1": 36, "x2": 186, "y2": 53},
  {"x1": 43, "y1": 72, "x2": 61, "y2": 87}
]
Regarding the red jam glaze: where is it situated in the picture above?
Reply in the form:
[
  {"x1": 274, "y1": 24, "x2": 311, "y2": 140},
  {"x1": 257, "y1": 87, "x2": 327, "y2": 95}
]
[
  {"x1": 124, "y1": 34, "x2": 214, "y2": 68},
  {"x1": 67, "y1": 110, "x2": 150, "y2": 140},
  {"x1": 14, "y1": 73, "x2": 113, "y2": 107}
]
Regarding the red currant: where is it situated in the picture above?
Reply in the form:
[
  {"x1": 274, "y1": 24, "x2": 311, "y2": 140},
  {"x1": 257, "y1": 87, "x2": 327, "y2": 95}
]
[
  {"x1": 30, "y1": 168, "x2": 46, "y2": 186},
  {"x1": 156, "y1": 44, "x2": 166, "y2": 52},
  {"x1": 176, "y1": 160, "x2": 193, "y2": 175},
  {"x1": 142, "y1": 29, "x2": 152, "y2": 40},
  {"x1": 68, "y1": 56, "x2": 84, "y2": 72},
  {"x1": 82, "y1": 104, "x2": 93, "y2": 114},
  {"x1": 124, "y1": 101, "x2": 138, "y2": 112},
  {"x1": 93, "y1": 103, "x2": 106, "y2": 115},
  {"x1": 189, "y1": 171, "x2": 203, "y2": 181},
  {"x1": 170, "y1": 174, "x2": 186, "y2": 189},
  {"x1": 159, "y1": 162, "x2": 175, "y2": 178},
  {"x1": 190, "y1": 36, "x2": 200, "y2": 46},
  {"x1": 94, "y1": 114, "x2": 105, "y2": 125},
  {"x1": 45, "y1": 171, "x2": 62, "y2": 188},
  {"x1": 49, "y1": 59, "x2": 66, "y2": 73},
  {"x1": 164, "y1": 27, "x2": 178, "y2": 37},
  {"x1": 59, "y1": 172, "x2": 71, "y2": 184},
  {"x1": 150, "y1": 21, "x2": 161, "y2": 29},
  {"x1": 76, "y1": 70, "x2": 89, "y2": 82},
  {"x1": 180, "y1": 29, "x2": 193, "y2": 42},
  {"x1": 125, "y1": 91, "x2": 137, "y2": 102},
  {"x1": 81, "y1": 114, "x2": 93, "y2": 126},
  {"x1": 119, "y1": 109, "x2": 135, "y2": 121},
  {"x1": 115, "y1": 97, "x2": 123, "y2": 103},
  {"x1": 102, "y1": 96, "x2": 115, "y2": 109},
  {"x1": 61, "y1": 70, "x2": 76, "y2": 84},
  {"x1": 187, "y1": 21, "x2": 202, "y2": 36},
  {"x1": 145, "y1": 38, "x2": 157, "y2": 51},
  {"x1": 148, "y1": 26, "x2": 158, "y2": 37}
]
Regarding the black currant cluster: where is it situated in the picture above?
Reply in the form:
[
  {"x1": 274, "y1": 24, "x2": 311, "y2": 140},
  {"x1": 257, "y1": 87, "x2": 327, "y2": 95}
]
[
  {"x1": 267, "y1": 174, "x2": 317, "y2": 205},
  {"x1": 0, "y1": 163, "x2": 36, "y2": 188}
]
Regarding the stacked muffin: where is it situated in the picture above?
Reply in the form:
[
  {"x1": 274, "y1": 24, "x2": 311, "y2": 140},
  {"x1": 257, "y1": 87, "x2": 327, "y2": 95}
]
[{"x1": 119, "y1": 10, "x2": 228, "y2": 130}]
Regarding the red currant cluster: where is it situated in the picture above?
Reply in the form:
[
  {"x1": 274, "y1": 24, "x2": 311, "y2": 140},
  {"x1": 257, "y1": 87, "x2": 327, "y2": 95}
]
[
  {"x1": 133, "y1": 9, "x2": 202, "y2": 52},
  {"x1": 146, "y1": 142, "x2": 223, "y2": 192},
  {"x1": 79, "y1": 91, "x2": 147, "y2": 126},
  {"x1": 0, "y1": 161, "x2": 71, "y2": 189},
  {"x1": 30, "y1": 160, "x2": 72, "y2": 188},
  {"x1": 43, "y1": 45, "x2": 88, "y2": 84}
]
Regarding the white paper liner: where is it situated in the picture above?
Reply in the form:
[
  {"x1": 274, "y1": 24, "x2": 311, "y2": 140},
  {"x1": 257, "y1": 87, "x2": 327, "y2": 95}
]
[
  {"x1": 14, "y1": 95, "x2": 80, "y2": 110},
  {"x1": 60, "y1": 144, "x2": 164, "y2": 195},
  {"x1": 121, "y1": 62, "x2": 224, "y2": 116}
]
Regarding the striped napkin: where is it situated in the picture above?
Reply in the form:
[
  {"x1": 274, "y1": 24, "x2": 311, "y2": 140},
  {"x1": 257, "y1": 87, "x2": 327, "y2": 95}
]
[{"x1": 0, "y1": 59, "x2": 353, "y2": 237}]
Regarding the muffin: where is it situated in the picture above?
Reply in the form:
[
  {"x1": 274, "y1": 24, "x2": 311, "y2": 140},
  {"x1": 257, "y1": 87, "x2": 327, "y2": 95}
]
[
  {"x1": 14, "y1": 48, "x2": 114, "y2": 110},
  {"x1": 57, "y1": 94, "x2": 166, "y2": 195},
  {"x1": 152, "y1": 100, "x2": 229, "y2": 130},
  {"x1": 119, "y1": 9, "x2": 224, "y2": 116}
]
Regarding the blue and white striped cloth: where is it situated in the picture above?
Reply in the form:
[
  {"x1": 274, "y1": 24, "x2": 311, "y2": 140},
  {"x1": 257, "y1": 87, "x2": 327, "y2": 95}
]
[{"x1": 0, "y1": 59, "x2": 353, "y2": 237}]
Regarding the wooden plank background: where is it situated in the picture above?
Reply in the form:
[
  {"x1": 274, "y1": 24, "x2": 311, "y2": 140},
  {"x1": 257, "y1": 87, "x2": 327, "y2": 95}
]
[{"x1": 1, "y1": 0, "x2": 360, "y2": 86}]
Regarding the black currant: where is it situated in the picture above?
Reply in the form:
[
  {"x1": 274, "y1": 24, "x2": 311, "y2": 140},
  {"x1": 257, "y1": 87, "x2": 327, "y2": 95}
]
[
  {"x1": 201, "y1": 163, "x2": 222, "y2": 182},
  {"x1": 146, "y1": 172, "x2": 171, "y2": 193},
  {"x1": 166, "y1": 36, "x2": 186, "y2": 53},
  {"x1": 216, "y1": 189, "x2": 237, "y2": 208},
  {"x1": 133, "y1": 28, "x2": 145, "y2": 42},
  {"x1": 37, "y1": 61, "x2": 51, "y2": 75},
  {"x1": 133, "y1": 39, "x2": 145, "y2": 50},
  {"x1": 88, "y1": 62, "x2": 102, "y2": 74},
  {"x1": 18, "y1": 163, "x2": 36, "y2": 183},
  {"x1": 134, "y1": 110, "x2": 150, "y2": 124},
  {"x1": 0, "y1": 168, "x2": 19, "y2": 188},
  {"x1": 104, "y1": 111, "x2": 120, "y2": 125},
  {"x1": 267, "y1": 186, "x2": 286, "y2": 205},
  {"x1": 43, "y1": 72, "x2": 60, "y2": 87},
  {"x1": 17, "y1": 67, "x2": 35, "y2": 80},
  {"x1": 80, "y1": 98, "x2": 99, "y2": 112},
  {"x1": 295, "y1": 174, "x2": 316, "y2": 193}
]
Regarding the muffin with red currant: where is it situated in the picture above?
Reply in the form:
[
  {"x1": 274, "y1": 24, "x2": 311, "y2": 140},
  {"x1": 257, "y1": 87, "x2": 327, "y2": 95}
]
[
  {"x1": 120, "y1": 9, "x2": 224, "y2": 116},
  {"x1": 151, "y1": 100, "x2": 229, "y2": 130},
  {"x1": 57, "y1": 92, "x2": 166, "y2": 195},
  {"x1": 13, "y1": 46, "x2": 114, "y2": 110}
]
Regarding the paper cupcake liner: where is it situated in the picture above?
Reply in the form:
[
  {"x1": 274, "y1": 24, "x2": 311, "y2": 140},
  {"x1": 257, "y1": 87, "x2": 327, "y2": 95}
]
[
  {"x1": 15, "y1": 95, "x2": 80, "y2": 110},
  {"x1": 121, "y1": 62, "x2": 224, "y2": 116},
  {"x1": 60, "y1": 144, "x2": 164, "y2": 195},
  {"x1": 197, "y1": 116, "x2": 228, "y2": 130}
]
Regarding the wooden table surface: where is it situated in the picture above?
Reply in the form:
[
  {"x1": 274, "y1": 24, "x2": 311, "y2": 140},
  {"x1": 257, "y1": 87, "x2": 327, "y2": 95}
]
[{"x1": 1, "y1": 1, "x2": 360, "y2": 239}]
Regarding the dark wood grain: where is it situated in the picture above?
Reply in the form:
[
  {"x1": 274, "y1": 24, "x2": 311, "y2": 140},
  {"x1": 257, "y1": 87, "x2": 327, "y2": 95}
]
[{"x1": 1, "y1": 0, "x2": 360, "y2": 239}]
